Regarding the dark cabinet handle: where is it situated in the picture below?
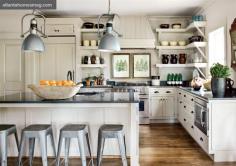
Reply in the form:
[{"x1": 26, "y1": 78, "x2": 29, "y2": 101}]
[
  {"x1": 191, "y1": 111, "x2": 194, "y2": 114},
  {"x1": 154, "y1": 91, "x2": 159, "y2": 93},
  {"x1": 184, "y1": 95, "x2": 186, "y2": 97},
  {"x1": 184, "y1": 106, "x2": 186, "y2": 108},
  {"x1": 191, "y1": 98, "x2": 194, "y2": 101},
  {"x1": 179, "y1": 101, "x2": 182, "y2": 104},
  {"x1": 179, "y1": 93, "x2": 181, "y2": 95},
  {"x1": 166, "y1": 91, "x2": 171, "y2": 93},
  {"x1": 184, "y1": 118, "x2": 186, "y2": 121},
  {"x1": 200, "y1": 137, "x2": 203, "y2": 142},
  {"x1": 191, "y1": 126, "x2": 194, "y2": 129}
]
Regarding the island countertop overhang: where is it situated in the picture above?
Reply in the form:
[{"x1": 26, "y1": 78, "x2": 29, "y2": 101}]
[{"x1": 0, "y1": 92, "x2": 139, "y2": 104}]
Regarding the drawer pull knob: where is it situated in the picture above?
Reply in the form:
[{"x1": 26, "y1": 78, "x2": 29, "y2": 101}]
[
  {"x1": 184, "y1": 118, "x2": 186, "y2": 121},
  {"x1": 191, "y1": 98, "x2": 194, "y2": 101},
  {"x1": 166, "y1": 91, "x2": 171, "y2": 93},
  {"x1": 200, "y1": 137, "x2": 203, "y2": 142},
  {"x1": 184, "y1": 95, "x2": 186, "y2": 97},
  {"x1": 191, "y1": 126, "x2": 194, "y2": 129},
  {"x1": 179, "y1": 93, "x2": 181, "y2": 95},
  {"x1": 154, "y1": 91, "x2": 159, "y2": 93},
  {"x1": 184, "y1": 106, "x2": 186, "y2": 108},
  {"x1": 191, "y1": 111, "x2": 194, "y2": 114},
  {"x1": 180, "y1": 101, "x2": 182, "y2": 104}
]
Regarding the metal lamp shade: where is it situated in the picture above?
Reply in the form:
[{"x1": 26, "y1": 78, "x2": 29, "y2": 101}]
[
  {"x1": 98, "y1": 33, "x2": 120, "y2": 52},
  {"x1": 22, "y1": 34, "x2": 45, "y2": 52}
]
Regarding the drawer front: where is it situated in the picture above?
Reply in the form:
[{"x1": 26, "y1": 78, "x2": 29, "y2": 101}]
[
  {"x1": 46, "y1": 24, "x2": 74, "y2": 35},
  {"x1": 182, "y1": 92, "x2": 195, "y2": 104},
  {"x1": 195, "y1": 126, "x2": 209, "y2": 153},
  {"x1": 149, "y1": 88, "x2": 175, "y2": 96},
  {"x1": 182, "y1": 102, "x2": 194, "y2": 120}
]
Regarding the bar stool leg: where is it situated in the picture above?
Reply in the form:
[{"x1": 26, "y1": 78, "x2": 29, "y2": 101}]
[
  {"x1": 18, "y1": 133, "x2": 25, "y2": 166},
  {"x1": 49, "y1": 131, "x2": 56, "y2": 158},
  {"x1": 0, "y1": 134, "x2": 7, "y2": 166},
  {"x1": 56, "y1": 133, "x2": 63, "y2": 166},
  {"x1": 29, "y1": 138, "x2": 35, "y2": 166},
  {"x1": 117, "y1": 133, "x2": 128, "y2": 166},
  {"x1": 86, "y1": 133, "x2": 94, "y2": 166},
  {"x1": 78, "y1": 133, "x2": 87, "y2": 166},
  {"x1": 14, "y1": 129, "x2": 20, "y2": 152},
  {"x1": 39, "y1": 134, "x2": 48, "y2": 166},
  {"x1": 64, "y1": 138, "x2": 70, "y2": 166},
  {"x1": 97, "y1": 133, "x2": 105, "y2": 166}
]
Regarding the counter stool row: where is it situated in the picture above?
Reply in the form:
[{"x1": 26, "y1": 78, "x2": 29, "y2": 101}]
[{"x1": 0, "y1": 123, "x2": 127, "y2": 166}]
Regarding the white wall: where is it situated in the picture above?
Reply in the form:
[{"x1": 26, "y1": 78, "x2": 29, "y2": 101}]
[{"x1": 200, "y1": 0, "x2": 236, "y2": 82}]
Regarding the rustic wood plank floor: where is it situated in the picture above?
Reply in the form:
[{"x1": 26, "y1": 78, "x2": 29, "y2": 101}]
[{"x1": 8, "y1": 123, "x2": 236, "y2": 166}]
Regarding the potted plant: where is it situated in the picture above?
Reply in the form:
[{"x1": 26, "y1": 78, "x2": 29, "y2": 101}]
[{"x1": 210, "y1": 63, "x2": 230, "y2": 97}]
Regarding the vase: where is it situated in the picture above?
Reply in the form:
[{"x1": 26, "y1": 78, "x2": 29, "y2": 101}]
[
  {"x1": 170, "y1": 54, "x2": 178, "y2": 64},
  {"x1": 211, "y1": 78, "x2": 226, "y2": 98},
  {"x1": 162, "y1": 54, "x2": 169, "y2": 64},
  {"x1": 179, "y1": 54, "x2": 186, "y2": 64}
]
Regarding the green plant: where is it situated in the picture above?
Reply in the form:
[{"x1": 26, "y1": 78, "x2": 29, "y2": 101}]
[{"x1": 210, "y1": 63, "x2": 230, "y2": 78}]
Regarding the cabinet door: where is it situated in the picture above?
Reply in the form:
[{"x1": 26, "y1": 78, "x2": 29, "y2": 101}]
[
  {"x1": 150, "y1": 97, "x2": 163, "y2": 119},
  {"x1": 38, "y1": 38, "x2": 75, "y2": 81},
  {"x1": 56, "y1": 44, "x2": 75, "y2": 80},
  {"x1": 163, "y1": 96, "x2": 175, "y2": 118}
]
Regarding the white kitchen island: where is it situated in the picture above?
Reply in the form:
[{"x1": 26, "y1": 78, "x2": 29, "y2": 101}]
[{"x1": 0, "y1": 92, "x2": 139, "y2": 166}]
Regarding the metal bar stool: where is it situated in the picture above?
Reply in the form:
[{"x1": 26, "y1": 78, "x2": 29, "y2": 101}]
[
  {"x1": 0, "y1": 124, "x2": 19, "y2": 166},
  {"x1": 56, "y1": 124, "x2": 94, "y2": 166},
  {"x1": 97, "y1": 124, "x2": 127, "y2": 166},
  {"x1": 18, "y1": 124, "x2": 56, "y2": 166}
]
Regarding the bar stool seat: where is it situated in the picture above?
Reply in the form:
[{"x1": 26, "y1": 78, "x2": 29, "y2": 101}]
[
  {"x1": 0, "y1": 124, "x2": 19, "y2": 166},
  {"x1": 56, "y1": 124, "x2": 93, "y2": 166},
  {"x1": 97, "y1": 124, "x2": 127, "y2": 166},
  {"x1": 18, "y1": 124, "x2": 56, "y2": 166}
]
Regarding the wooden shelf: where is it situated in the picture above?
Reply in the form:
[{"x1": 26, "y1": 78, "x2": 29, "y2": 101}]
[
  {"x1": 155, "y1": 63, "x2": 207, "y2": 68},
  {"x1": 80, "y1": 64, "x2": 107, "y2": 68},
  {"x1": 156, "y1": 42, "x2": 207, "y2": 50},
  {"x1": 80, "y1": 29, "x2": 105, "y2": 33},
  {"x1": 80, "y1": 46, "x2": 98, "y2": 50},
  {"x1": 156, "y1": 21, "x2": 207, "y2": 33}
]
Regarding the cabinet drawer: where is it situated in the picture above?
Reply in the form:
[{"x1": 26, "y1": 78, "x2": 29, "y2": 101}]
[
  {"x1": 46, "y1": 24, "x2": 74, "y2": 35},
  {"x1": 195, "y1": 126, "x2": 209, "y2": 153},
  {"x1": 182, "y1": 103, "x2": 194, "y2": 119},
  {"x1": 182, "y1": 92, "x2": 195, "y2": 104},
  {"x1": 149, "y1": 88, "x2": 175, "y2": 96}
]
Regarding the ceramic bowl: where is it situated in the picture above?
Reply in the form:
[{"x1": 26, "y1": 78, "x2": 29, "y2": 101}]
[
  {"x1": 172, "y1": 23, "x2": 181, "y2": 29},
  {"x1": 170, "y1": 41, "x2": 178, "y2": 46},
  {"x1": 178, "y1": 41, "x2": 186, "y2": 46},
  {"x1": 160, "y1": 41, "x2": 169, "y2": 46}
]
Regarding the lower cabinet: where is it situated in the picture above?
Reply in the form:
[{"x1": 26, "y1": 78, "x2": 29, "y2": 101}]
[{"x1": 149, "y1": 95, "x2": 175, "y2": 119}]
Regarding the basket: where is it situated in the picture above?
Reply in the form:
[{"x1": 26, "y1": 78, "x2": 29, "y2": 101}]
[{"x1": 28, "y1": 84, "x2": 81, "y2": 100}]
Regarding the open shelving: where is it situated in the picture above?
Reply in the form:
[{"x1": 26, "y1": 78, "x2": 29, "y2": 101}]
[
  {"x1": 80, "y1": 28, "x2": 105, "y2": 33},
  {"x1": 80, "y1": 64, "x2": 107, "y2": 68},
  {"x1": 156, "y1": 42, "x2": 207, "y2": 50},
  {"x1": 80, "y1": 46, "x2": 98, "y2": 50},
  {"x1": 155, "y1": 63, "x2": 207, "y2": 68}
]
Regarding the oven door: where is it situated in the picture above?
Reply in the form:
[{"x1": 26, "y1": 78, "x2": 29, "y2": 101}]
[
  {"x1": 139, "y1": 95, "x2": 149, "y2": 118},
  {"x1": 194, "y1": 102, "x2": 208, "y2": 135}
]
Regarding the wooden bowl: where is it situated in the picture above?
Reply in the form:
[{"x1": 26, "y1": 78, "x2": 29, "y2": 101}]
[{"x1": 28, "y1": 84, "x2": 82, "y2": 100}]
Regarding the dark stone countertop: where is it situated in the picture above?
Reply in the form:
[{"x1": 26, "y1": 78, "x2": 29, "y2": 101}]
[
  {"x1": 0, "y1": 92, "x2": 139, "y2": 104},
  {"x1": 180, "y1": 87, "x2": 236, "y2": 100}
]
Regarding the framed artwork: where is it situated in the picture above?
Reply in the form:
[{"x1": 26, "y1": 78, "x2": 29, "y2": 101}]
[
  {"x1": 112, "y1": 53, "x2": 130, "y2": 78},
  {"x1": 133, "y1": 53, "x2": 151, "y2": 78}
]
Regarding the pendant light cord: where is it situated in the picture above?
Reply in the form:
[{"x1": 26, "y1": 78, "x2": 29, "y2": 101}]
[{"x1": 108, "y1": 0, "x2": 111, "y2": 14}]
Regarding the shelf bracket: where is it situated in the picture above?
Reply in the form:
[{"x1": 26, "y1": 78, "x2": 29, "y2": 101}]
[
  {"x1": 195, "y1": 67, "x2": 206, "y2": 79},
  {"x1": 195, "y1": 25, "x2": 207, "y2": 40},
  {"x1": 196, "y1": 46, "x2": 207, "y2": 62}
]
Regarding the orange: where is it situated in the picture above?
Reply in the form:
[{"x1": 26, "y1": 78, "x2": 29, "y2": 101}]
[{"x1": 40, "y1": 80, "x2": 49, "y2": 86}]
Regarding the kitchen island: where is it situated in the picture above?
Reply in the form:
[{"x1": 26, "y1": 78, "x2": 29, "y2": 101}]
[{"x1": 0, "y1": 92, "x2": 139, "y2": 166}]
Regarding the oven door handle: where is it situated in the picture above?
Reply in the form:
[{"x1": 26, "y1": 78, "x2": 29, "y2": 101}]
[{"x1": 200, "y1": 109, "x2": 205, "y2": 126}]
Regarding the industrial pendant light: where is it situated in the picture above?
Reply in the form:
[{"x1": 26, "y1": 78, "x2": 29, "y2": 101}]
[
  {"x1": 21, "y1": 10, "x2": 47, "y2": 53},
  {"x1": 97, "y1": 0, "x2": 122, "y2": 52}
]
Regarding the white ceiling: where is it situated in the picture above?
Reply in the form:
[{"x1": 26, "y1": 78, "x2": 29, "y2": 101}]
[{"x1": 42, "y1": 0, "x2": 214, "y2": 16}]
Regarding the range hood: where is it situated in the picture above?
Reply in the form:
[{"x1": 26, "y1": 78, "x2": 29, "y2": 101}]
[{"x1": 113, "y1": 16, "x2": 155, "y2": 49}]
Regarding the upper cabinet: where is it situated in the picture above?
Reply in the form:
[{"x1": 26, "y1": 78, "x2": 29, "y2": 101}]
[{"x1": 113, "y1": 16, "x2": 155, "y2": 48}]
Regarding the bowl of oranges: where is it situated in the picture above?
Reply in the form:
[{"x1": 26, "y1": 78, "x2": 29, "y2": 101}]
[{"x1": 28, "y1": 80, "x2": 83, "y2": 100}]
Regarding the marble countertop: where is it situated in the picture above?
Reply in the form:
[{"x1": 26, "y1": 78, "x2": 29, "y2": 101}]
[{"x1": 0, "y1": 92, "x2": 139, "y2": 104}]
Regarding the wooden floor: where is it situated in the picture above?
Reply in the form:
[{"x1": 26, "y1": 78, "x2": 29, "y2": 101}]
[{"x1": 8, "y1": 123, "x2": 236, "y2": 165}]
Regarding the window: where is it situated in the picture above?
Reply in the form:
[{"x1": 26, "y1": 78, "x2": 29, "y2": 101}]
[{"x1": 208, "y1": 27, "x2": 226, "y2": 68}]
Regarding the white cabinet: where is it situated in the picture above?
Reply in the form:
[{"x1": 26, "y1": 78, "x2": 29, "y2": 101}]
[
  {"x1": 46, "y1": 24, "x2": 75, "y2": 36},
  {"x1": 150, "y1": 97, "x2": 162, "y2": 119},
  {"x1": 149, "y1": 88, "x2": 176, "y2": 120},
  {"x1": 0, "y1": 40, "x2": 24, "y2": 94},
  {"x1": 38, "y1": 37, "x2": 75, "y2": 81}
]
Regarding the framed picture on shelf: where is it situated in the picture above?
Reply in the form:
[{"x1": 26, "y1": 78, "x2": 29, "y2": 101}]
[
  {"x1": 112, "y1": 53, "x2": 130, "y2": 78},
  {"x1": 133, "y1": 53, "x2": 151, "y2": 78}
]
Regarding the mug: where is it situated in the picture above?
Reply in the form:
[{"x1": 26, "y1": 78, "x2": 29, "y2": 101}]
[
  {"x1": 90, "y1": 40, "x2": 97, "y2": 47},
  {"x1": 83, "y1": 40, "x2": 90, "y2": 47}
]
